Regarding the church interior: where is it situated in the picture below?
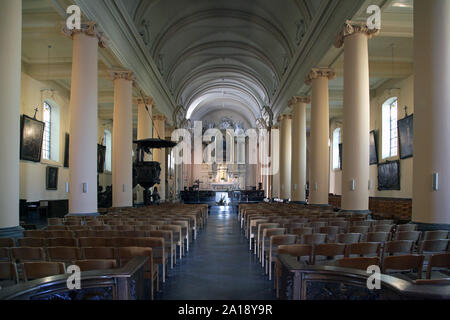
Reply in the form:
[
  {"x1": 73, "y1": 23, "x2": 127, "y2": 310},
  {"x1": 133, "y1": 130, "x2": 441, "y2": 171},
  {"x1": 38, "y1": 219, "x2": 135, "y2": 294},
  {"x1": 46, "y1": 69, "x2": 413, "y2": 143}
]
[{"x1": 0, "y1": 0, "x2": 449, "y2": 302}]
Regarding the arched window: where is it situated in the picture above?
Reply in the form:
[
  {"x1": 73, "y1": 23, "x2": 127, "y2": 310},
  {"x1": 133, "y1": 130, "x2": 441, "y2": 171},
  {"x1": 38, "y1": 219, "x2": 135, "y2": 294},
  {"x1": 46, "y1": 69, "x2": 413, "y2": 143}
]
[
  {"x1": 42, "y1": 102, "x2": 52, "y2": 160},
  {"x1": 42, "y1": 100, "x2": 60, "y2": 162},
  {"x1": 104, "y1": 130, "x2": 112, "y2": 172},
  {"x1": 382, "y1": 97, "x2": 398, "y2": 159},
  {"x1": 332, "y1": 128, "x2": 341, "y2": 169}
]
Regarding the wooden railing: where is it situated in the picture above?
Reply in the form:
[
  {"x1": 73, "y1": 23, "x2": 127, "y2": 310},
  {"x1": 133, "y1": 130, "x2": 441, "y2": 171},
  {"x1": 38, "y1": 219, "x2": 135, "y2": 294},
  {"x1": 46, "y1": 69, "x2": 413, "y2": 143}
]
[
  {"x1": 328, "y1": 194, "x2": 412, "y2": 221},
  {"x1": 0, "y1": 257, "x2": 148, "y2": 300},
  {"x1": 278, "y1": 254, "x2": 450, "y2": 300}
]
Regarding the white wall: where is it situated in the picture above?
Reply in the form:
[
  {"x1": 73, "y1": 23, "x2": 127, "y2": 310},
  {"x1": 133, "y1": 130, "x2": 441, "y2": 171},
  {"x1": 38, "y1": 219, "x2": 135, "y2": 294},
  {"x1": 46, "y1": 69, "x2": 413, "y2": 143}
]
[
  {"x1": 369, "y1": 76, "x2": 414, "y2": 198},
  {"x1": 19, "y1": 72, "x2": 70, "y2": 202},
  {"x1": 19, "y1": 71, "x2": 111, "y2": 202},
  {"x1": 329, "y1": 75, "x2": 414, "y2": 199}
]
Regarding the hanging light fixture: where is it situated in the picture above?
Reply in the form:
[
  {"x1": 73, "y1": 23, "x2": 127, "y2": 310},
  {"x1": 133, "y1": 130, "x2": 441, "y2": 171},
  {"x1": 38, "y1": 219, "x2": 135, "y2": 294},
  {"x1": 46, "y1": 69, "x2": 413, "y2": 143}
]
[
  {"x1": 41, "y1": 44, "x2": 55, "y2": 100},
  {"x1": 390, "y1": 43, "x2": 395, "y2": 78}
]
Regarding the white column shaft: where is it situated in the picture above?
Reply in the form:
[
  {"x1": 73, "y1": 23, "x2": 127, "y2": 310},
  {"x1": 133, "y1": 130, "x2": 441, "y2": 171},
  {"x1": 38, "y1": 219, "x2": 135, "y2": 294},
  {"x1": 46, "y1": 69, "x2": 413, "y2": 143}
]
[
  {"x1": 153, "y1": 117, "x2": 166, "y2": 200},
  {"x1": 112, "y1": 78, "x2": 133, "y2": 207},
  {"x1": 291, "y1": 101, "x2": 308, "y2": 202},
  {"x1": 279, "y1": 117, "x2": 292, "y2": 199},
  {"x1": 309, "y1": 77, "x2": 330, "y2": 204},
  {"x1": 137, "y1": 102, "x2": 153, "y2": 140},
  {"x1": 69, "y1": 33, "x2": 99, "y2": 214},
  {"x1": 0, "y1": 0, "x2": 21, "y2": 228},
  {"x1": 341, "y1": 32, "x2": 371, "y2": 211},
  {"x1": 413, "y1": 0, "x2": 450, "y2": 225}
]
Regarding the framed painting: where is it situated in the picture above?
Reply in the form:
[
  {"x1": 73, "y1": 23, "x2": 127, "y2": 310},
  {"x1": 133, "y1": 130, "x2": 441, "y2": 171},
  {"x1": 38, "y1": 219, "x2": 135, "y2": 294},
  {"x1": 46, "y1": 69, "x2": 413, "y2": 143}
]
[
  {"x1": 20, "y1": 115, "x2": 45, "y2": 162},
  {"x1": 63, "y1": 133, "x2": 69, "y2": 168},
  {"x1": 378, "y1": 161, "x2": 400, "y2": 191},
  {"x1": 98, "y1": 144, "x2": 106, "y2": 173},
  {"x1": 369, "y1": 130, "x2": 378, "y2": 165},
  {"x1": 46, "y1": 166, "x2": 59, "y2": 190},
  {"x1": 398, "y1": 114, "x2": 414, "y2": 159}
]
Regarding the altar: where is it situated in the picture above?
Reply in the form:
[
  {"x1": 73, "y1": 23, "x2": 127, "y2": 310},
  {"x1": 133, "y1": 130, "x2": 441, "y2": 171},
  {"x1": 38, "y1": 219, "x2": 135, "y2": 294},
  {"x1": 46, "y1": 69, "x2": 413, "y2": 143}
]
[{"x1": 211, "y1": 182, "x2": 236, "y2": 191}]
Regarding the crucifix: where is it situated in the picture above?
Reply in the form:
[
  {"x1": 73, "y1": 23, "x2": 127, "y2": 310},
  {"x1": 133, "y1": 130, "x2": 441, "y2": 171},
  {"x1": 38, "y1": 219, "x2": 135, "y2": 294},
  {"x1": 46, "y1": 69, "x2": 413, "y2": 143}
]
[
  {"x1": 404, "y1": 106, "x2": 408, "y2": 117},
  {"x1": 33, "y1": 107, "x2": 39, "y2": 119}
]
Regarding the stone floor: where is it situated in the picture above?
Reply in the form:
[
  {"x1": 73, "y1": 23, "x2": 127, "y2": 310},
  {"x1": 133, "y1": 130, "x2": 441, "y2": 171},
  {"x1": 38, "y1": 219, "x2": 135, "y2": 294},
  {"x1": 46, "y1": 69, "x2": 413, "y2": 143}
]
[{"x1": 157, "y1": 205, "x2": 276, "y2": 300}]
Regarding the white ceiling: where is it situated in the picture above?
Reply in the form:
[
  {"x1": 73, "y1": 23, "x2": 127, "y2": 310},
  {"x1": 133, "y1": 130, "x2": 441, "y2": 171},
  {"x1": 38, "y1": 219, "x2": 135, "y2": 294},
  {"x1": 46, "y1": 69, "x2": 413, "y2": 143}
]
[{"x1": 123, "y1": 0, "x2": 321, "y2": 126}]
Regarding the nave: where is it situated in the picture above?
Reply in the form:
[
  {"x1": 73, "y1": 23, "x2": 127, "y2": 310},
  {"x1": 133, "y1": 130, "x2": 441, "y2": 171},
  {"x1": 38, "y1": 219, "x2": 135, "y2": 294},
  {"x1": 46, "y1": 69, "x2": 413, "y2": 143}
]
[
  {"x1": 159, "y1": 206, "x2": 275, "y2": 300},
  {"x1": 1, "y1": 0, "x2": 450, "y2": 303}
]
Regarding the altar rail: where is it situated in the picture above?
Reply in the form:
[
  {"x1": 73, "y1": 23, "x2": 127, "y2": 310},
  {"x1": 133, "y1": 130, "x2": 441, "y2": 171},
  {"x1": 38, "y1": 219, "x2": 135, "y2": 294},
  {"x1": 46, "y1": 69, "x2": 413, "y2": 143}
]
[
  {"x1": 180, "y1": 190, "x2": 264, "y2": 203},
  {"x1": 0, "y1": 257, "x2": 148, "y2": 300},
  {"x1": 278, "y1": 254, "x2": 450, "y2": 300},
  {"x1": 329, "y1": 195, "x2": 412, "y2": 221}
]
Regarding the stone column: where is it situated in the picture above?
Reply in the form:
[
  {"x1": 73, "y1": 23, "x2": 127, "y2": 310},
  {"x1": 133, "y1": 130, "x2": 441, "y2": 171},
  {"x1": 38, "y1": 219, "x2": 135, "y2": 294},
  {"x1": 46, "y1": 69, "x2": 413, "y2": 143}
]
[
  {"x1": 272, "y1": 124, "x2": 280, "y2": 198},
  {"x1": 412, "y1": 0, "x2": 450, "y2": 230},
  {"x1": 259, "y1": 127, "x2": 270, "y2": 198},
  {"x1": 153, "y1": 114, "x2": 167, "y2": 201},
  {"x1": 305, "y1": 68, "x2": 335, "y2": 205},
  {"x1": 278, "y1": 114, "x2": 292, "y2": 200},
  {"x1": 63, "y1": 22, "x2": 107, "y2": 215},
  {"x1": 259, "y1": 130, "x2": 269, "y2": 197},
  {"x1": 111, "y1": 71, "x2": 134, "y2": 208},
  {"x1": 0, "y1": 0, "x2": 22, "y2": 237},
  {"x1": 256, "y1": 142, "x2": 261, "y2": 188},
  {"x1": 137, "y1": 96, "x2": 153, "y2": 142},
  {"x1": 335, "y1": 21, "x2": 379, "y2": 213},
  {"x1": 245, "y1": 138, "x2": 256, "y2": 189},
  {"x1": 290, "y1": 96, "x2": 310, "y2": 203},
  {"x1": 135, "y1": 96, "x2": 153, "y2": 203}
]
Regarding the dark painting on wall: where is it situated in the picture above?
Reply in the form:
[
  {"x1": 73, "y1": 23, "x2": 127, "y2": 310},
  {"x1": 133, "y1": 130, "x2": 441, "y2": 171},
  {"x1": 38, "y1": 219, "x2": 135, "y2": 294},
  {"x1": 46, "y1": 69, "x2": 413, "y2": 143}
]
[
  {"x1": 20, "y1": 115, "x2": 45, "y2": 162},
  {"x1": 98, "y1": 144, "x2": 106, "y2": 173},
  {"x1": 378, "y1": 161, "x2": 400, "y2": 191},
  {"x1": 369, "y1": 130, "x2": 378, "y2": 165},
  {"x1": 398, "y1": 114, "x2": 414, "y2": 159},
  {"x1": 46, "y1": 166, "x2": 59, "y2": 190},
  {"x1": 64, "y1": 133, "x2": 69, "y2": 168},
  {"x1": 338, "y1": 143, "x2": 343, "y2": 170}
]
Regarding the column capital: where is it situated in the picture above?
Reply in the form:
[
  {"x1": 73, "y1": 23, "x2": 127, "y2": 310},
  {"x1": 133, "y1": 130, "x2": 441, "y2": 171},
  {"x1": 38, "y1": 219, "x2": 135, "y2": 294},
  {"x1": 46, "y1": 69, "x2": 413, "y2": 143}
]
[
  {"x1": 109, "y1": 70, "x2": 135, "y2": 82},
  {"x1": 134, "y1": 96, "x2": 153, "y2": 106},
  {"x1": 288, "y1": 96, "x2": 311, "y2": 106},
  {"x1": 61, "y1": 21, "x2": 108, "y2": 48},
  {"x1": 277, "y1": 114, "x2": 292, "y2": 122},
  {"x1": 305, "y1": 68, "x2": 335, "y2": 85},
  {"x1": 334, "y1": 20, "x2": 379, "y2": 48},
  {"x1": 152, "y1": 114, "x2": 167, "y2": 122}
]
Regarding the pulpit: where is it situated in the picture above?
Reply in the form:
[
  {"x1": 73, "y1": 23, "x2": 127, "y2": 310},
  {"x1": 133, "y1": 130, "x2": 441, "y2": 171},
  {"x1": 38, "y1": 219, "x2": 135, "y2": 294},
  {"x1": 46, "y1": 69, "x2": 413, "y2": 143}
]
[{"x1": 133, "y1": 138, "x2": 176, "y2": 205}]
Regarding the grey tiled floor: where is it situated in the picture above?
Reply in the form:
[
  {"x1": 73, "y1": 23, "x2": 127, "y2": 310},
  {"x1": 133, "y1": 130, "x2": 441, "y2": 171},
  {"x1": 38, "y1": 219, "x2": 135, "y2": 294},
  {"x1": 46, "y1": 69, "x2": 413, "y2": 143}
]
[{"x1": 157, "y1": 206, "x2": 276, "y2": 300}]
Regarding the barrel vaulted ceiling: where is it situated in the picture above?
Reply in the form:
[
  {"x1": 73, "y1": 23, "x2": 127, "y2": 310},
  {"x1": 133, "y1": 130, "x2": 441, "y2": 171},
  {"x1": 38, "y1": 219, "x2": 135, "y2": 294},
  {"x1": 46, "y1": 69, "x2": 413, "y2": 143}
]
[
  {"x1": 22, "y1": 0, "x2": 414, "y2": 130},
  {"x1": 116, "y1": 0, "x2": 328, "y2": 126},
  {"x1": 75, "y1": 0, "x2": 366, "y2": 126}
]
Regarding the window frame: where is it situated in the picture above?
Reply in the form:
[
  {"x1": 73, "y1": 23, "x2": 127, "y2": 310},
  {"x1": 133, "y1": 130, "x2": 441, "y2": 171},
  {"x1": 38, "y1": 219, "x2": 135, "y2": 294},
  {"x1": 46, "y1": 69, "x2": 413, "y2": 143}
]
[
  {"x1": 42, "y1": 102, "x2": 52, "y2": 161},
  {"x1": 103, "y1": 129, "x2": 112, "y2": 173},
  {"x1": 382, "y1": 97, "x2": 399, "y2": 160},
  {"x1": 332, "y1": 127, "x2": 341, "y2": 171}
]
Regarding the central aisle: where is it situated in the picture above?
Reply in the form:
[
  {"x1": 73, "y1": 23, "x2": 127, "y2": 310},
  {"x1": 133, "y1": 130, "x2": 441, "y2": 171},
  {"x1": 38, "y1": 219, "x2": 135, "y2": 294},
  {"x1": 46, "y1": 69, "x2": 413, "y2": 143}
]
[{"x1": 158, "y1": 205, "x2": 276, "y2": 300}]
